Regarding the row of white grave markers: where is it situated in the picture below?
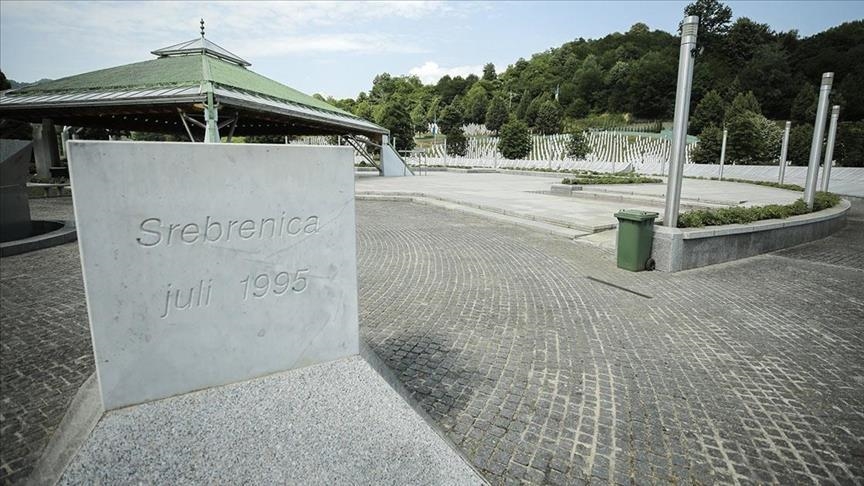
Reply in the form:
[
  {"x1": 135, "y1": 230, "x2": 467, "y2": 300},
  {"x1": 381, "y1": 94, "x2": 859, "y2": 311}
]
[{"x1": 422, "y1": 131, "x2": 695, "y2": 166}]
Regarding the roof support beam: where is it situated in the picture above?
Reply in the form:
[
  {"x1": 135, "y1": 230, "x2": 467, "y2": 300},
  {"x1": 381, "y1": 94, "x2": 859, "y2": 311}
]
[
  {"x1": 177, "y1": 109, "x2": 196, "y2": 142},
  {"x1": 225, "y1": 112, "x2": 239, "y2": 143}
]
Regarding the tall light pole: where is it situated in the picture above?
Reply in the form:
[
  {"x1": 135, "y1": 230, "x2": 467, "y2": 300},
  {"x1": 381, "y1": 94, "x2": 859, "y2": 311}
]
[
  {"x1": 804, "y1": 72, "x2": 833, "y2": 210},
  {"x1": 663, "y1": 15, "x2": 699, "y2": 228},
  {"x1": 719, "y1": 128, "x2": 727, "y2": 180},
  {"x1": 778, "y1": 121, "x2": 791, "y2": 184},
  {"x1": 821, "y1": 105, "x2": 840, "y2": 192}
]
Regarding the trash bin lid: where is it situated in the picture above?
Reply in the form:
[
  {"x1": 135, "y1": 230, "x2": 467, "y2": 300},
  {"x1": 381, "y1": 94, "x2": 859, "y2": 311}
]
[{"x1": 614, "y1": 209, "x2": 660, "y2": 222}]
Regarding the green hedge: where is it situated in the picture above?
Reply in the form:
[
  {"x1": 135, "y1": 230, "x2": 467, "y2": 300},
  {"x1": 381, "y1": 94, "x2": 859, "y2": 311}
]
[
  {"x1": 562, "y1": 175, "x2": 663, "y2": 185},
  {"x1": 677, "y1": 192, "x2": 840, "y2": 228},
  {"x1": 685, "y1": 175, "x2": 805, "y2": 192}
]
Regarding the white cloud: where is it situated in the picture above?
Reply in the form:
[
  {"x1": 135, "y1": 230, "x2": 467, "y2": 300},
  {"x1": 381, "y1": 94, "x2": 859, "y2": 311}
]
[
  {"x1": 0, "y1": 1, "x2": 452, "y2": 62},
  {"x1": 233, "y1": 33, "x2": 427, "y2": 57},
  {"x1": 408, "y1": 61, "x2": 483, "y2": 84}
]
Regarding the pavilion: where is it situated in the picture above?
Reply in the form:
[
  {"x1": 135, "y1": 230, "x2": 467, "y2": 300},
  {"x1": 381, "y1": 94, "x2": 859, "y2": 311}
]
[{"x1": 0, "y1": 22, "x2": 388, "y2": 143}]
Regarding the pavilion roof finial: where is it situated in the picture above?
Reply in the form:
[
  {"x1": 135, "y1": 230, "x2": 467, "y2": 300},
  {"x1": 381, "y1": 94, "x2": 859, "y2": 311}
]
[{"x1": 151, "y1": 20, "x2": 252, "y2": 67}]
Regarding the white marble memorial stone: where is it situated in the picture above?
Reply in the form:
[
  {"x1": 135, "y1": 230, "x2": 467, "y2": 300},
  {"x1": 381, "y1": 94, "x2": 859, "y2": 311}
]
[{"x1": 68, "y1": 142, "x2": 359, "y2": 410}]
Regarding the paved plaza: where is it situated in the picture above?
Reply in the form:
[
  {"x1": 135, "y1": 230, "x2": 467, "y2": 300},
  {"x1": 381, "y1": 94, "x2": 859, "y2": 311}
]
[
  {"x1": 1, "y1": 191, "x2": 863, "y2": 484},
  {"x1": 355, "y1": 172, "x2": 801, "y2": 232}
]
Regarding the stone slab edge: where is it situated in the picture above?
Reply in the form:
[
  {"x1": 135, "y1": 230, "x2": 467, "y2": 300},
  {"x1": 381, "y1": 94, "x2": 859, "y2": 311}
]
[
  {"x1": 357, "y1": 191, "x2": 605, "y2": 232},
  {"x1": 356, "y1": 194, "x2": 588, "y2": 238},
  {"x1": 28, "y1": 350, "x2": 489, "y2": 486},
  {"x1": 359, "y1": 341, "x2": 490, "y2": 485},
  {"x1": 547, "y1": 187, "x2": 722, "y2": 211},
  {"x1": 27, "y1": 374, "x2": 102, "y2": 486},
  {"x1": 0, "y1": 220, "x2": 77, "y2": 258}
]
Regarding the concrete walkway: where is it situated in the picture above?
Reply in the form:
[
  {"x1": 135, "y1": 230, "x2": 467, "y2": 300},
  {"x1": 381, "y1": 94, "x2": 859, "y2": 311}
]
[{"x1": 355, "y1": 173, "x2": 802, "y2": 232}]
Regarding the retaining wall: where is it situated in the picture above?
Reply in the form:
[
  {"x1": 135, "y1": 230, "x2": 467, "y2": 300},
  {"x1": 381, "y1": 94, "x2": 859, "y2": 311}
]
[{"x1": 650, "y1": 200, "x2": 850, "y2": 272}]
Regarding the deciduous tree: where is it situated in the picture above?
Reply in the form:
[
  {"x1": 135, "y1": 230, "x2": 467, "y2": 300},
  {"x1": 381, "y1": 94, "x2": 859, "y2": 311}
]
[
  {"x1": 499, "y1": 119, "x2": 532, "y2": 159},
  {"x1": 485, "y1": 96, "x2": 509, "y2": 134},
  {"x1": 565, "y1": 131, "x2": 592, "y2": 159}
]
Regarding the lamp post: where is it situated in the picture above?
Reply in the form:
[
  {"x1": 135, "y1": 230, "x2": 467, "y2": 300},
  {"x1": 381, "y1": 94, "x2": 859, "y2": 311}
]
[
  {"x1": 804, "y1": 73, "x2": 832, "y2": 210},
  {"x1": 821, "y1": 105, "x2": 840, "y2": 192},
  {"x1": 663, "y1": 15, "x2": 699, "y2": 228},
  {"x1": 718, "y1": 128, "x2": 727, "y2": 180},
  {"x1": 778, "y1": 121, "x2": 791, "y2": 184}
]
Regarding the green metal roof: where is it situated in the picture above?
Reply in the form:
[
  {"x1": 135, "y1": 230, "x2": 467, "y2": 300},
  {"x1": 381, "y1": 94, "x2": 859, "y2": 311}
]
[
  {"x1": 12, "y1": 54, "x2": 353, "y2": 116},
  {"x1": 13, "y1": 56, "x2": 203, "y2": 93},
  {"x1": 0, "y1": 32, "x2": 387, "y2": 137}
]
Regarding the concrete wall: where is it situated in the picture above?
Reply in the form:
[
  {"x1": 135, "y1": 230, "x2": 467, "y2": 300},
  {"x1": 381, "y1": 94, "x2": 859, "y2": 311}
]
[
  {"x1": 651, "y1": 200, "x2": 850, "y2": 272},
  {"x1": 381, "y1": 144, "x2": 414, "y2": 177},
  {"x1": 0, "y1": 140, "x2": 33, "y2": 242}
]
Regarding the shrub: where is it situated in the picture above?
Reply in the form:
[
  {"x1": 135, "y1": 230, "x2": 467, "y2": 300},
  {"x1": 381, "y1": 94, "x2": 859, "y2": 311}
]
[
  {"x1": 677, "y1": 191, "x2": 840, "y2": 228},
  {"x1": 536, "y1": 100, "x2": 563, "y2": 135},
  {"x1": 561, "y1": 175, "x2": 662, "y2": 185},
  {"x1": 691, "y1": 124, "x2": 723, "y2": 164},
  {"x1": 498, "y1": 119, "x2": 531, "y2": 159},
  {"x1": 565, "y1": 131, "x2": 592, "y2": 159},
  {"x1": 445, "y1": 128, "x2": 468, "y2": 157}
]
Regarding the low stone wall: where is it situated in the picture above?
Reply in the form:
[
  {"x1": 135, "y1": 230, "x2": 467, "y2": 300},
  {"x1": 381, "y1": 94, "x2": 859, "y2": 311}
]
[{"x1": 650, "y1": 200, "x2": 850, "y2": 272}]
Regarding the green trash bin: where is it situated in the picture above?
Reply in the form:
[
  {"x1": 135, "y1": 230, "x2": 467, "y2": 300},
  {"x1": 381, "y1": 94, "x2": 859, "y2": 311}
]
[{"x1": 614, "y1": 209, "x2": 659, "y2": 271}]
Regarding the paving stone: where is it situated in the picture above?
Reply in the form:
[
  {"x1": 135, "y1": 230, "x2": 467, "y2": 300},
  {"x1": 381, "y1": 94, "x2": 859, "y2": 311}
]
[
  {"x1": 3, "y1": 197, "x2": 863, "y2": 485},
  {"x1": 357, "y1": 200, "x2": 864, "y2": 486},
  {"x1": 0, "y1": 198, "x2": 91, "y2": 485}
]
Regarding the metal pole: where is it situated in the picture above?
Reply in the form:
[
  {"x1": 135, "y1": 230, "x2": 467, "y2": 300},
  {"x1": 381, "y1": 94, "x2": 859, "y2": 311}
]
[
  {"x1": 204, "y1": 91, "x2": 219, "y2": 143},
  {"x1": 804, "y1": 72, "x2": 833, "y2": 209},
  {"x1": 778, "y1": 121, "x2": 791, "y2": 184},
  {"x1": 821, "y1": 105, "x2": 840, "y2": 192},
  {"x1": 663, "y1": 15, "x2": 699, "y2": 228},
  {"x1": 719, "y1": 128, "x2": 727, "y2": 180}
]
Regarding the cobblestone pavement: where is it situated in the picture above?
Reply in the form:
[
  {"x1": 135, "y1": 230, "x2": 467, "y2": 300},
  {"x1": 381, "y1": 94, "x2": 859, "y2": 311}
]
[
  {"x1": 0, "y1": 198, "x2": 91, "y2": 485},
  {"x1": 2, "y1": 196, "x2": 862, "y2": 485},
  {"x1": 357, "y1": 200, "x2": 864, "y2": 485},
  {"x1": 1, "y1": 198, "x2": 91, "y2": 485}
]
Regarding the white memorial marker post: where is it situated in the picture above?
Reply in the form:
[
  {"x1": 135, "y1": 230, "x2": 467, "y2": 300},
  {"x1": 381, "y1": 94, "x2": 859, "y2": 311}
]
[
  {"x1": 778, "y1": 121, "x2": 791, "y2": 184},
  {"x1": 804, "y1": 72, "x2": 832, "y2": 210},
  {"x1": 663, "y1": 15, "x2": 698, "y2": 228},
  {"x1": 68, "y1": 142, "x2": 359, "y2": 410},
  {"x1": 820, "y1": 105, "x2": 840, "y2": 192}
]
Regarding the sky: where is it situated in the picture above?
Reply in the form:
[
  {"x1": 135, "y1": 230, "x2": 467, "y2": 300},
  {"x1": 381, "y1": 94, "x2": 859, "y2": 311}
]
[{"x1": 1, "y1": 1, "x2": 862, "y2": 99}]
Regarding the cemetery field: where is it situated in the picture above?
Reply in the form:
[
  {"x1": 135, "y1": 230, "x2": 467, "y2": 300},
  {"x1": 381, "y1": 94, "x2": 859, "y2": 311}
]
[{"x1": 416, "y1": 129, "x2": 697, "y2": 167}]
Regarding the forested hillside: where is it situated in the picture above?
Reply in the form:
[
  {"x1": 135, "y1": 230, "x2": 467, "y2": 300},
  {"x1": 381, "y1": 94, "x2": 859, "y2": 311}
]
[{"x1": 324, "y1": 0, "x2": 863, "y2": 165}]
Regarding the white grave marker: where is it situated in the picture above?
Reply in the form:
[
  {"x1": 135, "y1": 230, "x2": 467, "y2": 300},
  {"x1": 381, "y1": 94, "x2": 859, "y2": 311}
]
[{"x1": 68, "y1": 142, "x2": 359, "y2": 410}]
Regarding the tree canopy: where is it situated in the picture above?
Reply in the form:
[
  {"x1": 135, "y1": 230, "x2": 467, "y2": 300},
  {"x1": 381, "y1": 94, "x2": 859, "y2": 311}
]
[{"x1": 310, "y1": 0, "x2": 861, "y2": 151}]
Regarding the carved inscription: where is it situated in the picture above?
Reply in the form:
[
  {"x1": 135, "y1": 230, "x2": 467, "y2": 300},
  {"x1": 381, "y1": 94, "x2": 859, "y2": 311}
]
[
  {"x1": 160, "y1": 280, "x2": 213, "y2": 319},
  {"x1": 239, "y1": 269, "x2": 309, "y2": 301},
  {"x1": 136, "y1": 214, "x2": 320, "y2": 247},
  {"x1": 140, "y1": 214, "x2": 318, "y2": 320}
]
